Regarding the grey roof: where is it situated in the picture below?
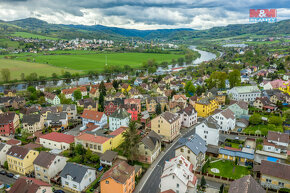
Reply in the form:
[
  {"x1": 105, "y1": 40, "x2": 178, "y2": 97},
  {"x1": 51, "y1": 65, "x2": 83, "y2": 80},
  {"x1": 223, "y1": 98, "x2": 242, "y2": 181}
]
[
  {"x1": 198, "y1": 116, "x2": 220, "y2": 130},
  {"x1": 0, "y1": 143, "x2": 6, "y2": 152},
  {"x1": 141, "y1": 131, "x2": 161, "y2": 151},
  {"x1": 100, "y1": 150, "x2": 118, "y2": 162},
  {"x1": 22, "y1": 114, "x2": 41, "y2": 125},
  {"x1": 33, "y1": 151, "x2": 56, "y2": 169},
  {"x1": 176, "y1": 134, "x2": 207, "y2": 155},
  {"x1": 60, "y1": 162, "x2": 95, "y2": 183},
  {"x1": 161, "y1": 111, "x2": 180, "y2": 124},
  {"x1": 229, "y1": 175, "x2": 266, "y2": 193},
  {"x1": 47, "y1": 112, "x2": 67, "y2": 121},
  {"x1": 62, "y1": 104, "x2": 76, "y2": 111},
  {"x1": 206, "y1": 145, "x2": 219, "y2": 154},
  {"x1": 196, "y1": 96, "x2": 216, "y2": 105},
  {"x1": 177, "y1": 105, "x2": 196, "y2": 116},
  {"x1": 110, "y1": 108, "x2": 130, "y2": 119}
]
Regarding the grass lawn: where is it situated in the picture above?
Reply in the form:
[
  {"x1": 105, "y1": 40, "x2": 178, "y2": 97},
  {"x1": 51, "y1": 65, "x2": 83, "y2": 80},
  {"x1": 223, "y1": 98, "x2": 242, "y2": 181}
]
[
  {"x1": 224, "y1": 141, "x2": 242, "y2": 149},
  {"x1": 0, "y1": 59, "x2": 80, "y2": 81},
  {"x1": 208, "y1": 160, "x2": 250, "y2": 179},
  {"x1": 243, "y1": 124, "x2": 283, "y2": 136},
  {"x1": 11, "y1": 32, "x2": 59, "y2": 40},
  {"x1": 12, "y1": 52, "x2": 185, "y2": 72}
]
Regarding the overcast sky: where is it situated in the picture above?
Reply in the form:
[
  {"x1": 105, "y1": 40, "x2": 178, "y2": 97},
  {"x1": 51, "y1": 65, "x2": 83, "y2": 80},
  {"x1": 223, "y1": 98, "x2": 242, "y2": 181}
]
[{"x1": 0, "y1": 0, "x2": 289, "y2": 30}]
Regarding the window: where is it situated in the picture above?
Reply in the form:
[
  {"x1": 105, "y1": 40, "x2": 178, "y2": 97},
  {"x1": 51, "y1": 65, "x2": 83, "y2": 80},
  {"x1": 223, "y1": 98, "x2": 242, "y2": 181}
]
[
  {"x1": 180, "y1": 148, "x2": 184, "y2": 152},
  {"x1": 172, "y1": 175, "x2": 175, "y2": 179},
  {"x1": 187, "y1": 150, "x2": 190, "y2": 154},
  {"x1": 106, "y1": 180, "x2": 109, "y2": 184},
  {"x1": 65, "y1": 181, "x2": 69, "y2": 185},
  {"x1": 176, "y1": 183, "x2": 179, "y2": 188},
  {"x1": 266, "y1": 179, "x2": 272, "y2": 183},
  {"x1": 279, "y1": 182, "x2": 284, "y2": 187}
]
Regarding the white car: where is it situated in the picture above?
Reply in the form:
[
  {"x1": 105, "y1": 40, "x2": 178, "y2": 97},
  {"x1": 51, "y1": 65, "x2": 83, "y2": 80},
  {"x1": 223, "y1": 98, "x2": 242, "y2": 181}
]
[{"x1": 13, "y1": 174, "x2": 20, "y2": 180}]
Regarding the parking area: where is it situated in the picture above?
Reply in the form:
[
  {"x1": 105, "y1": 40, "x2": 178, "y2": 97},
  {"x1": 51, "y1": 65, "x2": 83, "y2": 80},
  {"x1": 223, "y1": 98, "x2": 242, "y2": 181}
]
[
  {"x1": 244, "y1": 138, "x2": 256, "y2": 149},
  {"x1": 63, "y1": 125, "x2": 82, "y2": 136},
  {"x1": 0, "y1": 173, "x2": 16, "y2": 185}
]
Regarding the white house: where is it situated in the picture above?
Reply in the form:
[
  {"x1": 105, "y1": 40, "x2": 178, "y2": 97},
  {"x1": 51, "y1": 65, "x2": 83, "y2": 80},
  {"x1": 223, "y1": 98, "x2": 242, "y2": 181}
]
[
  {"x1": 160, "y1": 155, "x2": 197, "y2": 193},
  {"x1": 227, "y1": 86, "x2": 261, "y2": 102},
  {"x1": 61, "y1": 104, "x2": 77, "y2": 120},
  {"x1": 227, "y1": 100, "x2": 249, "y2": 119},
  {"x1": 177, "y1": 106, "x2": 197, "y2": 128},
  {"x1": 195, "y1": 117, "x2": 220, "y2": 146},
  {"x1": 267, "y1": 131, "x2": 289, "y2": 147},
  {"x1": 39, "y1": 132, "x2": 74, "y2": 150},
  {"x1": 175, "y1": 134, "x2": 207, "y2": 170},
  {"x1": 60, "y1": 162, "x2": 96, "y2": 192},
  {"x1": 0, "y1": 143, "x2": 11, "y2": 166},
  {"x1": 212, "y1": 108, "x2": 236, "y2": 131},
  {"x1": 45, "y1": 112, "x2": 68, "y2": 129},
  {"x1": 34, "y1": 151, "x2": 68, "y2": 183},
  {"x1": 109, "y1": 108, "x2": 130, "y2": 131},
  {"x1": 81, "y1": 110, "x2": 107, "y2": 128},
  {"x1": 44, "y1": 92, "x2": 60, "y2": 105}
]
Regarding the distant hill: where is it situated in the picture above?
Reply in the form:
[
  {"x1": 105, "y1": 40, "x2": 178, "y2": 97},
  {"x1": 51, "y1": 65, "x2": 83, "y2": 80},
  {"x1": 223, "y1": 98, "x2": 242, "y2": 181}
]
[{"x1": 2, "y1": 17, "x2": 290, "y2": 41}]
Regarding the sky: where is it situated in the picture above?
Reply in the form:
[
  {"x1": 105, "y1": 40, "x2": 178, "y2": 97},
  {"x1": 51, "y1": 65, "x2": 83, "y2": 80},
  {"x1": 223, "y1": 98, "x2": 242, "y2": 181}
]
[{"x1": 0, "y1": 0, "x2": 289, "y2": 30}]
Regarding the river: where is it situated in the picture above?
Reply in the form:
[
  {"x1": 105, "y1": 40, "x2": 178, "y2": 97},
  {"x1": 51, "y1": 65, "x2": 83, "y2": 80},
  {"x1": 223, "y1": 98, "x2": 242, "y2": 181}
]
[{"x1": 0, "y1": 46, "x2": 217, "y2": 92}]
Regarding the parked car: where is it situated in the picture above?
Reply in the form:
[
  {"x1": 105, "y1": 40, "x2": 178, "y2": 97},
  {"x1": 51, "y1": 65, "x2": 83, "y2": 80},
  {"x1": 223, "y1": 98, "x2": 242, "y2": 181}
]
[
  {"x1": 6, "y1": 173, "x2": 14, "y2": 178},
  {"x1": 0, "y1": 170, "x2": 7, "y2": 175},
  {"x1": 54, "y1": 190, "x2": 65, "y2": 193},
  {"x1": 13, "y1": 174, "x2": 20, "y2": 179}
]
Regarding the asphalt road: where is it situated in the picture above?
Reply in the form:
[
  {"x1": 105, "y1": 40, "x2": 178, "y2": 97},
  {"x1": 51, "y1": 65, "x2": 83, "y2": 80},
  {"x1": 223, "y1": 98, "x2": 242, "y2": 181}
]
[
  {"x1": 140, "y1": 126, "x2": 199, "y2": 193},
  {"x1": 0, "y1": 174, "x2": 16, "y2": 185}
]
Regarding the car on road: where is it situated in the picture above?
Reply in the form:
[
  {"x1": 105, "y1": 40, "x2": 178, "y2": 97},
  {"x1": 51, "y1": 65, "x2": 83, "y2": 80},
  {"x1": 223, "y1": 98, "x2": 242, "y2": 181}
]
[
  {"x1": 0, "y1": 170, "x2": 7, "y2": 175},
  {"x1": 13, "y1": 174, "x2": 20, "y2": 179},
  {"x1": 6, "y1": 173, "x2": 14, "y2": 178},
  {"x1": 54, "y1": 190, "x2": 65, "y2": 193}
]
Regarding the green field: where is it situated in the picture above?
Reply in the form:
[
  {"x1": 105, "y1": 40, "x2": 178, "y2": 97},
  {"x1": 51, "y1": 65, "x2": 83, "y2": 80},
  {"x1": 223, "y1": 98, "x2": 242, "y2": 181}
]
[
  {"x1": 0, "y1": 59, "x2": 79, "y2": 81},
  {"x1": 12, "y1": 52, "x2": 184, "y2": 72},
  {"x1": 11, "y1": 32, "x2": 59, "y2": 40}
]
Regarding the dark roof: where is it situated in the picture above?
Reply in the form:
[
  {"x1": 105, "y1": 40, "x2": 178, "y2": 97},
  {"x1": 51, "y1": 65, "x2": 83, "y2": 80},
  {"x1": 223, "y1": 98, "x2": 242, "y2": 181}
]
[
  {"x1": 199, "y1": 116, "x2": 220, "y2": 130},
  {"x1": 40, "y1": 106, "x2": 58, "y2": 114},
  {"x1": 141, "y1": 131, "x2": 162, "y2": 151},
  {"x1": 177, "y1": 105, "x2": 196, "y2": 116},
  {"x1": 33, "y1": 152, "x2": 56, "y2": 169},
  {"x1": 267, "y1": 131, "x2": 289, "y2": 144},
  {"x1": 220, "y1": 108, "x2": 235, "y2": 120},
  {"x1": 229, "y1": 175, "x2": 265, "y2": 193},
  {"x1": 176, "y1": 134, "x2": 207, "y2": 155},
  {"x1": 100, "y1": 150, "x2": 118, "y2": 162},
  {"x1": 0, "y1": 143, "x2": 8, "y2": 152},
  {"x1": 7, "y1": 146, "x2": 30, "y2": 159},
  {"x1": 47, "y1": 112, "x2": 67, "y2": 122},
  {"x1": 206, "y1": 145, "x2": 219, "y2": 154},
  {"x1": 60, "y1": 162, "x2": 95, "y2": 183},
  {"x1": 110, "y1": 108, "x2": 130, "y2": 119},
  {"x1": 260, "y1": 160, "x2": 290, "y2": 181},
  {"x1": 161, "y1": 111, "x2": 180, "y2": 124},
  {"x1": 44, "y1": 92, "x2": 56, "y2": 100},
  {"x1": 22, "y1": 114, "x2": 41, "y2": 125},
  {"x1": 8, "y1": 177, "x2": 51, "y2": 193},
  {"x1": 0, "y1": 112, "x2": 16, "y2": 125},
  {"x1": 62, "y1": 104, "x2": 76, "y2": 111},
  {"x1": 196, "y1": 96, "x2": 216, "y2": 105},
  {"x1": 237, "y1": 118, "x2": 249, "y2": 127}
]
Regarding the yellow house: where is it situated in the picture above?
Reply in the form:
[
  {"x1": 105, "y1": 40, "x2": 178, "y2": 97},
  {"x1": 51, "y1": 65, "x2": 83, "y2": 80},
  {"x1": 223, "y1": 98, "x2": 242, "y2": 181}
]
[
  {"x1": 4, "y1": 90, "x2": 16, "y2": 97},
  {"x1": 195, "y1": 96, "x2": 219, "y2": 117},
  {"x1": 75, "y1": 127, "x2": 126, "y2": 153},
  {"x1": 7, "y1": 146, "x2": 39, "y2": 175},
  {"x1": 121, "y1": 83, "x2": 131, "y2": 93},
  {"x1": 279, "y1": 81, "x2": 290, "y2": 95}
]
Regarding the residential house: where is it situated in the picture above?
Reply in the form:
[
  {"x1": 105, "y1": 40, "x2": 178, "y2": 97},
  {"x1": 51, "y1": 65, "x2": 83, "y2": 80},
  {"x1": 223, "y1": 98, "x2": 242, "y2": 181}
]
[
  {"x1": 4, "y1": 90, "x2": 16, "y2": 97},
  {"x1": 114, "y1": 92, "x2": 126, "y2": 100},
  {"x1": 7, "y1": 146, "x2": 39, "y2": 175},
  {"x1": 124, "y1": 98, "x2": 141, "y2": 113},
  {"x1": 100, "y1": 150, "x2": 118, "y2": 166},
  {"x1": 45, "y1": 112, "x2": 68, "y2": 130},
  {"x1": 172, "y1": 95, "x2": 187, "y2": 106},
  {"x1": 195, "y1": 117, "x2": 220, "y2": 146},
  {"x1": 78, "y1": 98, "x2": 98, "y2": 111},
  {"x1": 262, "y1": 139, "x2": 287, "y2": 154},
  {"x1": 228, "y1": 100, "x2": 249, "y2": 118},
  {"x1": 151, "y1": 111, "x2": 181, "y2": 142},
  {"x1": 134, "y1": 78, "x2": 143, "y2": 86},
  {"x1": 39, "y1": 132, "x2": 74, "y2": 150},
  {"x1": 260, "y1": 160, "x2": 290, "y2": 190},
  {"x1": 8, "y1": 96, "x2": 26, "y2": 109},
  {"x1": 270, "y1": 91, "x2": 290, "y2": 104},
  {"x1": 169, "y1": 101, "x2": 185, "y2": 113},
  {"x1": 61, "y1": 87, "x2": 87, "y2": 99},
  {"x1": 60, "y1": 162, "x2": 96, "y2": 193},
  {"x1": 0, "y1": 112, "x2": 20, "y2": 136},
  {"x1": 104, "y1": 99, "x2": 124, "y2": 116},
  {"x1": 109, "y1": 108, "x2": 131, "y2": 131},
  {"x1": 128, "y1": 88, "x2": 140, "y2": 97},
  {"x1": 8, "y1": 177, "x2": 53, "y2": 193},
  {"x1": 175, "y1": 134, "x2": 207, "y2": 170},
  {"x1": 137, "y1": 131, "x2": 162, "y2": 164},
  {"x1": 33, "y1": 151, "x2": 67, "y2": 183},
  {"x1": 253, "y1": 97, "x2": 276, "y2": 111},
  {"x1": 101, "y1": 161, "x2": 135, "y2": 193},
  {"x1": 218, "y1": 147, "x2": 254, "y2": 166},
  {"x1": 75, "y1": 127, "x2": 125, "y2": 153},
  {"x1": 212, "y1": 108, "x2": 236, "y2": 131},
  {"x1": 117, "y1": 75, "x2": 129, "y2": 81},
  {"x1": 81, "y1": 110, "x2": 107, "y2": 128},
  {"x1": 189, "y1": 96, "x2": 199, "y2": 108},
  {"x1": 61, "y1": 104, "x2": 77, "y2": 119},
  {"x1": 163, "y1": 75, "x2": 174, "y2": 84},
  {"x1": 227, "y1": 86, "x2": 261, "y2": 102},
  {"x1": 177, "y1": 106, "x2": 197, "y2": 128},
  {"x1": 121, "y1": 83, "x2": 131, "y2": 92},
  {"x1": 146, "y1": 97, "x2": 169, "y2": 113},
  {"x1": 0, "y1": 143, "x2": 11, "y2": 166},
  {"x1": 267, "y1": 131, "x2": 289, "y2": 148},
  {"x1": 22, "y1": 114, "x2": 45, "y2": 134},
  {"x1": 195, "y1": 96, "x2": 219, "y2": 117},
  {"x1": 263, "y1": 79, "x2": 285, "y2": 90},
  {"x1": 229, "y1": 175, "x2": 266, "y2": 193},
  {"x1": 160, "y1": 155, "x2": 197, "y2": 193},
  {"x1": 89, "y1": 88, "x2": 99, "y2": 98},
  {"x1": 40, "y1": 106, "x2": 58, "y2": 120},
  {"x1": 278, "y1": 81, "x2": 290, "y2": 95},
  {"x1": 44, "y1": 92, "x2": 60, "y2": 105}
]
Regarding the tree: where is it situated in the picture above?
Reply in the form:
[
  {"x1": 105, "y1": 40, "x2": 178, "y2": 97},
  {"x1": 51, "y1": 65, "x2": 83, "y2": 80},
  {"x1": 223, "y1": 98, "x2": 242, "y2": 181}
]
[
  {"x1": 73, "y1": 89, "x2": 82, "y2": 100},
  {"x1": 122, "y1": 121, "x2": 141, "y2": 162},
  {"x1": 219, "y1": 184, "x2": 224, "y2": 193},
  {"x1": 98, "y1": 92, "x2": 104, "y2": 112},
  {"x1": 1, "y1": 68, "x2": 10, "y2": 82},
  {"x1": 3, "y1": 161, "x2": 8, "y2": 170},
  {"x1": 269, "y1": 116, "x2": 283, "y2": 126},
  {"x1": 155, "y1": 103, "x2": 162, "y2": 115},
  {"x1": 99, "y1": 81, "x2": 107, "y2": 96},
  {"x1": 113, "y1": 80, "x2": 119, "y2": 90},
  {"x1": 228, "y1": 69, "x2": 241, "y2": 88},
  {"x1": 249, "y1": 113, "x2": 262, "y2": 125},
  {"x1": 200, "y1": 176, "x2": 206, "y2": 188},
  {"x1": 52, "y1": 73, "x2": 58, "y2": 79},
  {"x1": 27, "y1": 86, "x2": 36, "y2": 93}
]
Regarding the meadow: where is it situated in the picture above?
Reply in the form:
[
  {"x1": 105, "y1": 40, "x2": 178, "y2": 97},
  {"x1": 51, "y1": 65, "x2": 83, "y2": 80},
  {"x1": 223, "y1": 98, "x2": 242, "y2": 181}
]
[
  {"x1": 11, "y1": 32, "x2": 59, "y2": 40},
  {"x1": 12, "y1": 52, "x2": 184, "y2": 72},
  {"x1": 0, "y1": 59, "x2": 79, "y2": 81}
]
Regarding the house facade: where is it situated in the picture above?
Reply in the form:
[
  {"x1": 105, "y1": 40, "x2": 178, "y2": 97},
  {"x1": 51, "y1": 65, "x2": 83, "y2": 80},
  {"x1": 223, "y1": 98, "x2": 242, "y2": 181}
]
[
  {"x1": 212, "y1": 108, "x2": 236, "y2": 131},
  {"x1": 22, "y1": 114, "x2": 45, "y2": 134},
  {"x1": 81, "y1": 110, "x2": 107, "y2": 128},
  {"x1": 0, "y1": 112, "x2": 19, "y2": 136},
  {"x1": 176, "y1": 106, "x2": 197, "y2": 128},
  {"x1": 0, "y1": 143, "x2": 11, "y2": 166},
  {"x1": 109, "y1": 108, "x2": 130, "y2": 131},
  {"x1": 195, "y1": 96, "x2": 219, "y2": 117},
  {"x1": 227, "y1": 100, "x2": 248, "y2": 118},
  {"x1": 195, "y1": 117, "x2": 220, "y2": 146},
  {"x1": 44, "y1": 92, "x2": 60, "y2": 105},
  {"x1": 39, "y1": 132, "x2": 74, "y2": 150},
  {"x1": 227, "y1": 86, "x2": 261, "y2": 102}
]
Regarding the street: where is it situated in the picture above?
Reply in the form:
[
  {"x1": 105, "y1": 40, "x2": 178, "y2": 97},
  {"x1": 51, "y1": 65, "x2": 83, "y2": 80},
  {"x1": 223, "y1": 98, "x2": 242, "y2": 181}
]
[{"x1": 0, "y1": 174, "x2": 16, "y2": 185}]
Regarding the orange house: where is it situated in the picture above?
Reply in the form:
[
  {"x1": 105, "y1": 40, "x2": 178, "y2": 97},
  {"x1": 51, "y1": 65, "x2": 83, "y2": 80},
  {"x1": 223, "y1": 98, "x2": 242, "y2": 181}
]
[{"x1": 100, "y1": 161, "x2": 135, "y2": 193}]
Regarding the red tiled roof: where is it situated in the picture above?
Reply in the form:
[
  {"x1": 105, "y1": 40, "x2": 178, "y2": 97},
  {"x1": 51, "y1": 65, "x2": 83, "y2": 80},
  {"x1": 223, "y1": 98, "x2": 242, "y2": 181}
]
[
  {"x1": 89, "y1": 88, "x2": 98, "y2": 94},
  {"x1": 109, "y1": 127, "x2": 126, "y2": 136},
  {"x1": 62, "y1": 87, "x2": 86, "y2": 94},
  {"x1": 6, "y1": 139, "x2": 21, "y2": 145},
  {"x1": 8, "y1": 177, "x2": 51, "y2": 193},
  {"x1": 224, "y1": 146, "x2": 241, "y2": 151},
  {"x1": 81, "y1": 110, "x2": 105, "y2": 121},
  {"x1": 76, "y1": 133, "x2": 110, "y2": 144},
  {"x1": 40, "y1": 132, "x2": 74, "y2": 144},
  {"x1": 173, "y1": 95, "x2": 187, "y2": 100},
  {"x1": 101, "y1": 161, "x2": 134, "y2": 184}
]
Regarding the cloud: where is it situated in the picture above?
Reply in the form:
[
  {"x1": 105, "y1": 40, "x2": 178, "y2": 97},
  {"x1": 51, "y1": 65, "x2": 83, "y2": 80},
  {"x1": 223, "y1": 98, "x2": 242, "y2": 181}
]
[{"x1": 0, "y1": 0, "x2": 289, "y2": 29}]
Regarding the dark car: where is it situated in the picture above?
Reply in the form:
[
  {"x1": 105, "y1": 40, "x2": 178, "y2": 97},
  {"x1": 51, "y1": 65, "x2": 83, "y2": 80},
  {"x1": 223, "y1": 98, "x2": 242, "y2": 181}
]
[
  {"x1": 54, "y1": 190, "x2": 65, "y2": 193},
  {"x1": 0, "y1": 170, "x2": 7, "y2": 175},
  {"x1": 6, "y1": 173, "x2": 14, "y2": 178}
]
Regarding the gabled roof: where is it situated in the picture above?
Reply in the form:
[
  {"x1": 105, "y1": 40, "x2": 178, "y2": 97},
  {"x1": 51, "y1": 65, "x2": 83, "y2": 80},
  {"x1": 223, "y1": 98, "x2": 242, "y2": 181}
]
[
  {"x1": 22, "y1": 114, "x2": 41, "y2": 125},
  {"x1": 60, "y1": 162, "x2": 95, "y2": 183},
  {"x1": 267, "y1": 131, "x2": 289, "y2": 144},
  {"x1": 261, "y1": 160, "x2": 290, "y2": 180},
  {"x1": 101, "y1": 161, "x2": 134, "y2": 184},
  {"x1": 160, "y1": 111, "x2": 180, "y2": 124},
  {"x1": 40, "y1": 132, "x2": 74, "y2": 144},
  {"x1": 47, "y1": 112, "x2": 67, "y2": 121},
  {"x1": 110, "y1": 108, "x2": 130, "y2": 119},
  {"x1": 141, "y1": 130, "x2": 162, "y2": 151},
  {"x1": 81, "y1": 110, "x2": 105, "y2": 121},
  {"x1": 7, "y1": 146, "x2": 30, "y2": 159},
  {"x1": 44, "y1": 92, "x2": 57, "y2": 100},
  {"x1": 76, "y1": 132, "x2": 110, "y2": 144},
  {"x1": 231, "y1": 86, "x2": 260, "y2": 94},
  {"x1": 0, "y1": 112, "x2": 16, "y2": 125},
  {"x1": 173, "y1": 95, "x2": 187, "y2": 101},
  {"x1": 8, "y1": 177, "x2": 51, "y2": 193},
  {"x1": 33, "y1": 151, "x2": 57, "y2": 169},
  {"x1": 216, "y1": 108, "x2": 235, "y2": 120},
  {"x1": 229, "y1": 175, "x2": 265, "y2": 193},
  {"x1": 177, "y1": 106, "x2": 196, "y2": 116},
  {"x1": 100, "y1": 150, "x2": 118, "y2": 162},
  {"x1": 199, "y1": 116, "x2": 220, "y2": 130},
  {"x1": 176, "y1": 134, "x2": 207, "y2": 155}
]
